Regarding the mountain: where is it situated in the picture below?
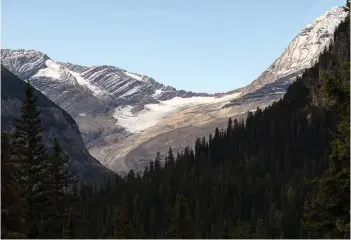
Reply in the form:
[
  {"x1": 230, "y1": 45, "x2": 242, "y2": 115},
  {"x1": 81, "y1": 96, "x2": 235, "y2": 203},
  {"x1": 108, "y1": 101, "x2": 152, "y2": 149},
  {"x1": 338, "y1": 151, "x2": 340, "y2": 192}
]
[
  {"x1": 0, "y1": 49, "x2": 243, "y2": 173},
  {"x1": 223, "y1": 6, "x2": 348, "y2": 109},
  {"x1": 239, "y1": 6, "x2": 348, "y2": 96},
  {"x1": 1, "y1": 6, "x2": 348, "y2": 174},
  {"x1": 1, "y1": 65, "x2": 113, "y2": 181}
]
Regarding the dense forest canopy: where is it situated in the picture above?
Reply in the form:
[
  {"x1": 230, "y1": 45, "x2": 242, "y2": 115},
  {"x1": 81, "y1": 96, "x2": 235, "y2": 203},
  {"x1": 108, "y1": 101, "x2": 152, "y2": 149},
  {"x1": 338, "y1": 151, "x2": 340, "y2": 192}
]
[{"x1": 1, "y1": 3, "x2": 350, "y2": 239}]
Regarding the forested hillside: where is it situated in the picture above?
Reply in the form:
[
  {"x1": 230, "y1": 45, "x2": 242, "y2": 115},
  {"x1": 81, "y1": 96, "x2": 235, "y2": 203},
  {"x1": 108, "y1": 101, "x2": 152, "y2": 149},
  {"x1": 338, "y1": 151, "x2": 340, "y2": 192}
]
[{"x1": 1, "y1": 4, "x2": 349, "y2": 239}]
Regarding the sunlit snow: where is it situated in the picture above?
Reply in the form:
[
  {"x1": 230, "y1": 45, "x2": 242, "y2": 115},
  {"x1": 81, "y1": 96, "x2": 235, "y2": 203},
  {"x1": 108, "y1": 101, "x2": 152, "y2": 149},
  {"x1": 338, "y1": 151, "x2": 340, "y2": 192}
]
[
  {"x1": 152, "y1": 89, "x2": 164, "y2": 98},
  {"x1": 119, "y1": 86, "x2": 141, "y2": 98},
  {"x1": 33, "y1": 60, "x2": 62, "y2": 79},
  {"x1": 124, "y1": 71, "x2": 143, "y2": 81},
  {"x1": 67, "y1": 70, "x2": 107, "y2": 97},
  {"x1": 33, "y1": 60, "x2": 107, "y2": 97},
  {"x1": 272, "y1": 6, "x2": 347, "y2": 77},
  {"x1": 113, "y1": 92, "x2": 241, "y2": 133}
]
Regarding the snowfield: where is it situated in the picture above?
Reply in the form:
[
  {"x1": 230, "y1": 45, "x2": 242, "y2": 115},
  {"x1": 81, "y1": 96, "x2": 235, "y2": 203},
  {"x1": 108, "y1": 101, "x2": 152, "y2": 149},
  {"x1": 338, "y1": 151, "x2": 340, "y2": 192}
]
[
  {"x1": 34, "y1": 60, "x2": 108, "y2": 97},
  {"x1": 67, "y1": 69, "x2": 107, "y2": 97},
  {"x1": 152, "y1": 89, "x2": 164, "y2": 98},
  {"x1": 33, "y1": 60, "x2": 62, "y2": 79},
  {"x1": 124, "y1": 71, "x2": 144, "y2": 81},
  {"x1": 113, "y1": 92, "x2": 241, "y2": 133}
]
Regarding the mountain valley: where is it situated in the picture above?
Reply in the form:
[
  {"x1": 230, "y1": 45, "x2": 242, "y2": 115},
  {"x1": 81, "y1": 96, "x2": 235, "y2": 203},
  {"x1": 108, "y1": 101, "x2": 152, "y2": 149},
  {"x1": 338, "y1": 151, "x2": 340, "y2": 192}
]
[{"x1": 1, "y1": 6, "x2": 348, "y2": 173}]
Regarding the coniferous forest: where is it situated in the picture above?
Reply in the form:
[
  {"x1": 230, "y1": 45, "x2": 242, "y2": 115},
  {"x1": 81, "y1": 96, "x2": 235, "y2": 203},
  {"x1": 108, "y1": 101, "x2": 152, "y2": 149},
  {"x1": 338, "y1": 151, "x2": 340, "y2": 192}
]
[{"x1": 1, "y1": 4, "x2": 350, "y2": 239}]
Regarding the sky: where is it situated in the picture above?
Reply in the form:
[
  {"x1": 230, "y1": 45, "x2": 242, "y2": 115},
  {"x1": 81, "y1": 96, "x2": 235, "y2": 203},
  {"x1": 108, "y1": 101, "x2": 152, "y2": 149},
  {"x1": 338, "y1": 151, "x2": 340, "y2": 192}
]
[{"x1": 1, "y1": 0, "x2": 346, "y2": 93}]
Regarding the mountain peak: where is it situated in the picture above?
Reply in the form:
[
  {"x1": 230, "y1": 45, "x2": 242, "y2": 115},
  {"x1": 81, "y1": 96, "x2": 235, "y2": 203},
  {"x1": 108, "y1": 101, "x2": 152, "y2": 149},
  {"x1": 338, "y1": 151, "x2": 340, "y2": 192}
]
[
  {"x1": 240, "y1": 5, "x2": 348, "y2": 96},
  {"x1": 317, "y1": 5, "x2": 346, "y2": 19}
]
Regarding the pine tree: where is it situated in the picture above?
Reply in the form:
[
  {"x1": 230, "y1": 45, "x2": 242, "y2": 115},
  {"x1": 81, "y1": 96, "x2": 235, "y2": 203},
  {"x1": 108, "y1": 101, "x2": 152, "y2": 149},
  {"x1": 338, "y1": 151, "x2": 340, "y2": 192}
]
[
  {"x1": 344, "y1": 0, "x2": 350, "y2": 10},
  {"x1": 167, "y1": 194, "x2": 194, "y2": 238},
  {"x1": 303, "y1": 61, "x2": 350, "y2": 238},
  {"x1": 45, "y1": 138, "x2": 76, "y2": 237},
  {"x1": 255, "y1": 218, "x2": 266, "y2": 238},
  {"x1": 63, "y1": 205, "x2": 76, "y2": 238},
  {"x1": 1, "y1": 133, "x2": 26, "y2": 238},
  {"x1": 232, "y1": 220, "x2": 251, "y2": 238},
  {"x1": 154, "y1": 152, "x2": 162, "y2": 171},
  {"x1": 12, "y1": 81, "x2": 51, "y2": 238},
  {"x1": 167, "y1": 147, "x2": 175, "y2": 168},
  {"x1": 110, "y1": 205, "x2": 133, "y2": 238}
]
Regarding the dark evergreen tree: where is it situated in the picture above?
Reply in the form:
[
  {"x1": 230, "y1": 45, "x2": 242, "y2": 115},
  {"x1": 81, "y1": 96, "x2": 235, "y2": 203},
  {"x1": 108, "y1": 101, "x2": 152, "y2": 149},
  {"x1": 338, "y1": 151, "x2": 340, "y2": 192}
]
[
  {"x1": 167, "y1": 194, "x2": 194, "y2": 238},
  {"x1": 1, "y1": 133, "x2": 26, "y2": 238},
  {"x1": 11, "y1": 81, "x2": 51, "y2": 238},
  {"x1": 303, "y1": 62, "x2": 350, "y2": 238},
  {"x1": 44, "y1": 138, "x2": 76, "y2": 237},
  {"x1": 63, "y1": 206, "x2": 76, "y2": 239},
  {"x1": 109, "y1": 205, "x2": 133, "y2": 238}
]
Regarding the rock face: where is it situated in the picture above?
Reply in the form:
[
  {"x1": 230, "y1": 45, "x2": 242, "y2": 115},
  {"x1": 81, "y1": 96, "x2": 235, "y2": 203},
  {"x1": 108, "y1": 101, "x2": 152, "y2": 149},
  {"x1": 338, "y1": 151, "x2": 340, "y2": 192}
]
[
  {"x1": 1, "y1": 6, "x2": 348, "y2": 174},
  {"x1": 1, "y1": 65, "x2": 113, "y2": 181},
  {"x1": 238, "y1": 6, "x2": 348, "y2": 98}
]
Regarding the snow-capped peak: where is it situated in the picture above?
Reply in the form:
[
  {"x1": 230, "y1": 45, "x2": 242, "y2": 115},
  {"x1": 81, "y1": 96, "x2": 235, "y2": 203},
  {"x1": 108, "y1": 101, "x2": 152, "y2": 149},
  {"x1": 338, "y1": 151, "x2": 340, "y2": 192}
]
[
  {"x1": 270, "y1": 6, "x2": 347, "y2": 75},
  {"x1": 241, "y1": 6, "x2": 348, "y2": 96}
]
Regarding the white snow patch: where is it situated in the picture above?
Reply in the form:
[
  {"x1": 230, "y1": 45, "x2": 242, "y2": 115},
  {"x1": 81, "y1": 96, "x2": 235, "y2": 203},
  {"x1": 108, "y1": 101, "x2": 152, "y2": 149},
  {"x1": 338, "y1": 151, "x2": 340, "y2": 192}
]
[
  {"x1": 119, "y1": 86, "x2": 141, "y2": 98},
  {"x1": 67, "y1": 70, "x2": 106, "y2": 97},
  {"x1": 33, "y1": 60, "x2": 107, "y2": 97},
  {"x1": 113, "y1": 92, "x2": 241, "y2": 133},
  {"x1": 152, "y1": 89, "x2": 164, "y2": 98},
  {"x1": 33, "y1": 60, "x2": 62, "y2": 79},
  {"x1": 79, "y1": 113, "x2": 86, "y2": 117},
  {"x1": 124, "y1": 71, "x2": 143, "y2": 81}
]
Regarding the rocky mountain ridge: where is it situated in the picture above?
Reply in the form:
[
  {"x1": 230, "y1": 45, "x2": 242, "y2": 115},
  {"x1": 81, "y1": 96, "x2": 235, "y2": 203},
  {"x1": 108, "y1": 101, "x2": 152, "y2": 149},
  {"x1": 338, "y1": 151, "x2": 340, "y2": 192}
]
[{"x1": 1, "y1": 6, "x2": 347, "y2": 173}]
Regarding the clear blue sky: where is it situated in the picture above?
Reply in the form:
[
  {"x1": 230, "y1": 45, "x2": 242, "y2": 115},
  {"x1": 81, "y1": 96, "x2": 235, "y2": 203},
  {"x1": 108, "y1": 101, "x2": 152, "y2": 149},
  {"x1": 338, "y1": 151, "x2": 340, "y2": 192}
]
[{"x1": 2, "y1": 0, "x2": 345, "y2": 93}]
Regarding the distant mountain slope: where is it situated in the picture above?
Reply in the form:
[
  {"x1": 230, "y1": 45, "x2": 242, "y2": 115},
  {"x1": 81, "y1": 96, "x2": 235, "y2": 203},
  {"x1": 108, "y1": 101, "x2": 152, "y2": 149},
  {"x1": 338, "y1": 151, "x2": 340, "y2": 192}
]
[
  {"x1": 1, "y1": 48, "x2": 213, "y2": 158},
  {"x1": 238, "y1": 6, "x2": 348, "y2": 98},
  {"x1": 1, "y1": 6, "x2": 348, "y2": 174},
  {"x1": 1, "y1": 65, "x2": 113, "y2": 181},
  {"x1": 117, "y1": 6, "x2": 349, "y2": 172}
]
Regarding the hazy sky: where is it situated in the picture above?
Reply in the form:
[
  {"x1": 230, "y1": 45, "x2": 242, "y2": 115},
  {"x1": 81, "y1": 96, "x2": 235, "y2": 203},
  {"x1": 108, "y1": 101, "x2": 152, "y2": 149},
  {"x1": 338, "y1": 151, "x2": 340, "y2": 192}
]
[{"x1": 2, "y1": 0, "x2": 345, "y2": 93}]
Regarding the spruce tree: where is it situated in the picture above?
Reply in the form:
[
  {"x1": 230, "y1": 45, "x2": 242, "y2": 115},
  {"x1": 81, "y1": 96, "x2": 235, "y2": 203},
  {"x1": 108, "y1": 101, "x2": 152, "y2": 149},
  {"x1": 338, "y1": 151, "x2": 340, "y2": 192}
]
[
  {"x1": 45, "y1": 138, "x2": 76, "y2": 237},
  {"x1": 1, "y1": 133, "x2": 26, "y2": 238},
  {"x1": 303, "y1": 61, "x2": 350, "y2": 238},
  {"x1": 110, "y1": 205, "x2": 133, "y2": 238},
  {"x1": 167, "y1": 147, "x2": 175, "y2": 168},
  {"x1": 232, "y1": 220, "x2": 251, "y2": 238},
  {"x1": 167, "y1": 194, "x2": 194, "y2": 238},
  {"x1": 63, "y1": 205, "x2": 76, "y2": 239},
  {"x1": 12, "y1": 81, "x2": 51, "y2": 238}
]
